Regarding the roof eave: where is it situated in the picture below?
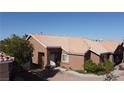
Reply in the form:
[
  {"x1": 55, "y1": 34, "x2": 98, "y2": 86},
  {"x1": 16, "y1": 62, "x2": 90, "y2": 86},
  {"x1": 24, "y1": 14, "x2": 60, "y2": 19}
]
[
  {"x1": 26, "y1": 34, "x2": 32, "y2": 40},
  {"x1": 68, "y1": 52, "x2": 84, "y2": 56},
  {"x1": 47, "y1": 46, "x2": 61, "y2": 48}
]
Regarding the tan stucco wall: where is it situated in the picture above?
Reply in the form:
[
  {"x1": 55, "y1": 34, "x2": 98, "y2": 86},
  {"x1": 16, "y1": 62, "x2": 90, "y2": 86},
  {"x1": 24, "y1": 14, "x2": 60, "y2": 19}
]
[
  {"x1": 61, "y1": 50, "x2": 102, "y2": 70},
  {"x1": 61, "y1": 51, "x2": 84, "y2": 70},
  {"x1": 29, "y1": 37, "x2": 48, "y2": 66},
  {"x1": 69, "y1": 54, "x2": 84, "y2": 70},
  {"x1": 90, "y1": 52, "x2": 100, "y2": 64},
  {"x1": 0, "y1": 64, "x2": 9, "y2": 81}
]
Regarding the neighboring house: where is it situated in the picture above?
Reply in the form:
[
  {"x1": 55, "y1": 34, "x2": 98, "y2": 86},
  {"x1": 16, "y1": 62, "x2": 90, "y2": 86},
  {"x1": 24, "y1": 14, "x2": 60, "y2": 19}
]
[
  {"x1": 0, "y1": 52, "x2": 14, "y2": 80},
  {"x1": 100, "y1": 40, "x2": 123, "y2": 65},
  {"x1": 27, "y1": 34, "x2": 123, "y2": 70},
  {"x1": 84, "y1": 39, "x2": 123, "y2": 65}
]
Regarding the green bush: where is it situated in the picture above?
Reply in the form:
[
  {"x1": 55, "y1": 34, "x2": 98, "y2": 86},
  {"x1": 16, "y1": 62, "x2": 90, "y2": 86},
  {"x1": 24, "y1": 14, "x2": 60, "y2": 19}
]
[
  {"x1": 96, "y1": 63, "x2": 104, "y2": 71},
  {"x1": 84, "y1": 60, "x2": 114, "y2": 75},
  {"x1": 84, "y1": 60, "x2": 97, "y2": 73},
  {"x1": 103, "y1": 61, "x2": 114, "y2": 73},
  {"x1": 95, "y1": 63, "x2": 105, "y2": 75}
]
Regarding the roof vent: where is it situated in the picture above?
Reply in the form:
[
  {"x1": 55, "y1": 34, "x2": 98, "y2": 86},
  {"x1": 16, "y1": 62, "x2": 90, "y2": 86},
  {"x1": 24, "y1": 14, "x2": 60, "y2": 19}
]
[{"x1": 95, "y1": 39, "x2": 103, "y2": 42}]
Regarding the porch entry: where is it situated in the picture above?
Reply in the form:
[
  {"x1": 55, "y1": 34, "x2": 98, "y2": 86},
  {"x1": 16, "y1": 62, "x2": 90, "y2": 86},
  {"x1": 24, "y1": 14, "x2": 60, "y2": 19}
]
[
  {"x1": 49, "y1": 53, "x2": 59, "y2": 66},
  {"x1": 113, "y1": 54, "x2": 123, "y2": 65},
  {"x1": 48, "y1": 47, "x2": 62, "y2": 67}
]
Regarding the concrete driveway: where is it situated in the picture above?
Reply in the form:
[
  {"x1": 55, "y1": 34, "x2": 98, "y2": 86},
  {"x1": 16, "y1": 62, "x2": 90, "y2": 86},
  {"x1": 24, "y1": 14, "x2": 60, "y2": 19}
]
[
  {"x1": 14, "y1": 67, "x2": 124, "y2": 81},
  {"x1": 48, "y1": 68, "x2": 104, "y2": 81},
  {"x1": 117, "y1": 71, "x2": 124, "y2": 81}
]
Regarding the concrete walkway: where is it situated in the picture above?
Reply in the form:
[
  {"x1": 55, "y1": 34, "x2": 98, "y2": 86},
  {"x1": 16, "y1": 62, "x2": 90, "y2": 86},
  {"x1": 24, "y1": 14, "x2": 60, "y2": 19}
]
[
  {"x1": 27, "y1": 67, "x2": 124, "y2": 81},
  {"x1": 48, "y1": 67, "x2": 104, "y2": 81},
  {"x1": 117, "y1": 70, "x2": 124, "y2": 81}
]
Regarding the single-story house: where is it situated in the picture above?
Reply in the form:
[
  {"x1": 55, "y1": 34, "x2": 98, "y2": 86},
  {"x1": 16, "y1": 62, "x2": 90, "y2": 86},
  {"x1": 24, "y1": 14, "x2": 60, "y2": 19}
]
[
  {"x1": 27, "y1": 34, "x2": 123, "y2": 70},
  {"x1": 100, "y1": 40, "x2": 123, "y2": 65},
  {"x1": 84, "y1": 39, "x2": 123, "y2": 65},
  {"x1": 0, "y1": 52, "x2": 14, "y2": 80}
]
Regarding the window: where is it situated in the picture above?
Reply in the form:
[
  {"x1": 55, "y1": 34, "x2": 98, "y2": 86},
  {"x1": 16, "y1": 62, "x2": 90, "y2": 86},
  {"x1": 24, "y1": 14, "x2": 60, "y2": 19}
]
[{"x1": 62, "y1": 54, "x2": 69, "y2": 63}]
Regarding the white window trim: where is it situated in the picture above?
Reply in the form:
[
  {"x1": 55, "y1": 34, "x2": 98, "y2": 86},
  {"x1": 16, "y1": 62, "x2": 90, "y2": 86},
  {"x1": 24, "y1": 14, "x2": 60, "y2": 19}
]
[{"x1": 61, "y1": 54, "x2": 69, "y2": 63}]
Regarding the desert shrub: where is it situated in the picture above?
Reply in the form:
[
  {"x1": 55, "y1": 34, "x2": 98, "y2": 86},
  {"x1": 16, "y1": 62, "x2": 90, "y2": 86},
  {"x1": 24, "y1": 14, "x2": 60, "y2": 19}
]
[
  {"x1": 103, "y1": 61, "x2": 114, "y2": 73},
  {"x1": 95, "y1": 63, "x2": 105, "y2": 75},
  {"x1": 84, "y1": 60, "x2": 114, "y2": 75},
  {"x1": 84, "y1": 60, "x2": 97, "y2": 73},
  {"x1": 96, "y1": 63, "x2": 104, "y2": 71}
]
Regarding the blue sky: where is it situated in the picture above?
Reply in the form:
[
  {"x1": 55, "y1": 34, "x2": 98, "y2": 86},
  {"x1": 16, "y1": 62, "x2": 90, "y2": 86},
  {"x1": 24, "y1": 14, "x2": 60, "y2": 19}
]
[{"x1": 0, "y1": 12, "x2": 124, "y2": 40}]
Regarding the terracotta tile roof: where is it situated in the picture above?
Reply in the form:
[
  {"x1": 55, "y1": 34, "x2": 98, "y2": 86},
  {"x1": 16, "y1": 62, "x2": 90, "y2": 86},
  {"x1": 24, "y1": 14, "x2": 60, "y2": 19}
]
[
  {"x1": 0, "y1": 52, "x2": 14, "y2": 63},
  {"x1": 28, "y1": 34, "x2": 121, "y2": 55}
]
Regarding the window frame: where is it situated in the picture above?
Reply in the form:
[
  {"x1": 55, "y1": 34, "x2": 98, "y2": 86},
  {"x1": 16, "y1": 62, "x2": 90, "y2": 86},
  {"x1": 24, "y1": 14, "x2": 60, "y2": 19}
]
[{"x1": 62, "y1": 54, "x2": 69, "y2": 63}]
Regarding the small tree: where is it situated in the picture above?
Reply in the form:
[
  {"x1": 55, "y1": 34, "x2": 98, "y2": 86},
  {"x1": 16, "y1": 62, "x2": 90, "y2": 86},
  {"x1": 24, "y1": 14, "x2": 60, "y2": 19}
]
[
  {"x1": 95, "y1": 63, "x2": 106, "y2": 75},
  {"x1": 84, "y1": 60, "x2": 115, "y2": 75},
  {"x1": 84, "y1": 60, "x2": 97, "y2": 73},
  {"x1": 103, "y1": 61, "x2": 114, "y2": 73},
  {"x1": 0, "y1": 34, "x2": 33, "y2": 65}
]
